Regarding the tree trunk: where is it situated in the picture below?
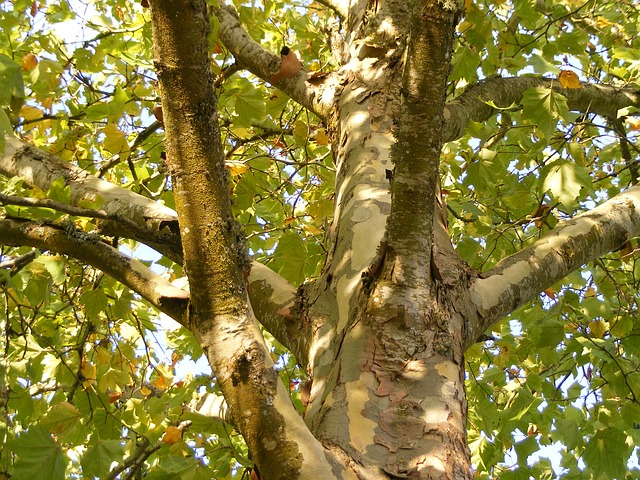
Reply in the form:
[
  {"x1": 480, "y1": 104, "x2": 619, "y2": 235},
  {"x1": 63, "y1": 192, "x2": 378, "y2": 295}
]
[
  {"x1": 301, "y1": 1, "x2": 472, "y2": 477},
  {"x1": 2, "y1": 0, "x2": 640, "y2": 479}
]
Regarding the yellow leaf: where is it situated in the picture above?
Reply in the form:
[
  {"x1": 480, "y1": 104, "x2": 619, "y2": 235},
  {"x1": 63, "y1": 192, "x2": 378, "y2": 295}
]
[
  {"x1": 153, "y1": 375, "x2": 167, "y2": 391},
  {"x1": 293, "y1": 120, "x2": 308, "y2": 141},
  {"x1": 589, "y1": 320, "x2": 606, "y2": 339},
  {"x1": 42, "y1": 96, "x2": 54, "y2": 110},
  {"x1": 21, "y1": 53, "x2": 38, "y2": 71},
  {"x1": 82, "y1": 362, "x2": 96, "y2": 387},
  {"x1": 140, "y1": 386, "x2": 152, "y2": 396},
  {"x1": 225, "y1": 161, "x2": 249, "y2": 176},
  {"x1": 303, "y1": 224, "x2": 323, "y2": 236},
  {"x1": 457, "y1": 20, "x2": 473, "y2": 33},
  {"x1": 20, "y1": 105, "x2": 44, "y2": 121},
  {"x1": 315, "y1": 128, "x2": 330, "y2": 146},
  {"x1": 626, "y1": 118, "x2": 640, "y2": 131},
  {"x1": 594, "y1": 16, "x2": 612, "y2": 28},
  {"x1": 585, "y1": 287, "x2": 596, "y2": 298},
  {"x1": 558, "y1": 70, "x2": 581, "y2": 89},
  {"x1": 97, "y1": 347, "x2": 112, "y2": 365},
  {"x1": 162, "y1": 426, "x2": 182, "y2": 445},
  {"x1": 101, "y1": 123, "x2": 129, "y2": 155}
]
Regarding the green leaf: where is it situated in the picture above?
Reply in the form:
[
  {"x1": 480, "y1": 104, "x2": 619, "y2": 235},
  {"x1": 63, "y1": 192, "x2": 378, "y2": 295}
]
[
  {"x1": 11, "y1": 426, "x2": 67, "y2": 480},
  {"x1": 41, "y1": 401, "x2": 82, "y2": 435},
  {"x1": 513, "y1": 435, "x2": 538, "y2": 466},
  {"x1": 529, "y1": 52, "x2": 560, "y2": 75},
  {"x1": 0, "y1": 107, "x2": 13, "y2": 152},
  {"x1": 529, "y1": 316, "x2": 564, "y2": 348},
  {"x1": 47, "y1": 177, "x2": 70, "y2": 203},
  {"x1": 98, "y1": 366, "x2": 132, "y2": 393},
  {"x1": 0, "y1": 53, "x2": 25, "y2": 111},
  {"x1": 234, "y1": 85, "x2": 266, "y2": 125},
  {"x1": 541, "y1": 160, "x2": 592, "y2": 209},
  {"x1": 272, "y1": 231, "x2": 307, "y2": 286},
  {"x1": 80, "y1": 288, "x2": 109, "y2": 319},
  {"x1": 233, "y1": 174, "x2": 259, "y2": 212},
  {"x1": 553, "y1": 418, "x2": 582, "y2": 450},
  {"x1": 521, "y1": 87, "x2": 568, "y2": 138},
  {"x1": 469, "y1": 435, "x2": 496, "y2": 471},
  {"x1": 36, "y1": 255, "x2": 66, "y2": 285},
  {"x1": 583, "y1": 427, "x2": 629, "y2": 478},
  {"x1": 81, "y1": 438, "x2": 124, "y2": 478}
]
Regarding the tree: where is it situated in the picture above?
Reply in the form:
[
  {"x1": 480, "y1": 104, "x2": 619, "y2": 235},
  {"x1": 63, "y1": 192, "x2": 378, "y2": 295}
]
[{"x1": 0, "y1": 0, "x2": 639, "y2": 478}]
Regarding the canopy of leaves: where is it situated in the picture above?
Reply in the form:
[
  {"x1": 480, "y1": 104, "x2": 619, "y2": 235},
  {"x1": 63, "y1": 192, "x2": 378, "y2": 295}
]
[{"x1": 0, "y1": 0, "x2": 638, "y2": 478}]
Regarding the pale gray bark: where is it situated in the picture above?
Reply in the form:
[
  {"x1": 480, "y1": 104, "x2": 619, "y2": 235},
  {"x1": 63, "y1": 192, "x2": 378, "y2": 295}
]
[
  {"x1": 0, "y1": 218, "x2": 189, "y2": 322},
  {"x1": 467, "y1": 184, "x2": 640, "y2": 348},
  {"x1": 213, "y1": 5, "x2": 339, "y2": 120}
]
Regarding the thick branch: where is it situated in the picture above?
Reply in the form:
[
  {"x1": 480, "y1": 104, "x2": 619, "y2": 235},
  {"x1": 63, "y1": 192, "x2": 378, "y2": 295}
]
[
  {"x1": 443, "y1": 76, "x2": 640, "y2": 143},
  {"x1": 247, "y1": 262, "x2": 309, "y2": 365},
  {"x1": 386, "y1": 1, "x2": 461, "y2": 289},
  {"x1": 0, "y1": 134, "x2": 183, "y2": 263},
  {"x1": 0, "y1": 218, "x2": 189, "y2": 323},
  {"x1": 1, "y1": 136, "x2": 302, "y2": 356},
  {"x1": 467, "y1": 185, "x2": 640, "y2": 348},
  {"x1": 150, "y1": 2, "x2": 333, "y2": 478},
  {"x1": 212, "y1": 5, "x2": 338, "y2": 119},
  {"x1": 313, "y1": 0, "x2": 348, "y2": 19}
]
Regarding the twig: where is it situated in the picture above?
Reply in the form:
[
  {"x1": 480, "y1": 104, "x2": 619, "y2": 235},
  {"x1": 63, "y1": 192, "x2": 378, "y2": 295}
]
[
  {"x1": 97, "y1": 121, "x2": 163, "y2": 176},
  {"x1": 612, "y1": 118, "x2": 638, "y2": 185},
  {"x1": 0, "y1": 249, "x2": 37, "y2": 275},
  {"x1": 214, "y1": 62, "x2": 242, "y2": 88},
  {"x1": 107, "y1": 420, "x2": 192, "y2": 480}
]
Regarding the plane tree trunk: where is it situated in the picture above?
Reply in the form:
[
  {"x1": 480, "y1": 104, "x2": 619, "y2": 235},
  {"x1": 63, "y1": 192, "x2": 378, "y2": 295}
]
[{"x1": 1, "y1": 1, "x2": 640, "y2": 479}]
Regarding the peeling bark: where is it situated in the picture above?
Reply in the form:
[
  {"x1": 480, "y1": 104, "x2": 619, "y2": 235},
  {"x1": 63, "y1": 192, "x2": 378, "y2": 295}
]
[
  {"x1": 4, "y1": 1, "x2": 640, "y2": 478},
  {"x1": 0, "y1": 134, "x2": 183, "y2": 263},
  {"x1": 213, "y1": 5, "x2": 339, "y2": 119},
  {"x1": 468, "y1": 185, "x2": 640, "y2": 346}
]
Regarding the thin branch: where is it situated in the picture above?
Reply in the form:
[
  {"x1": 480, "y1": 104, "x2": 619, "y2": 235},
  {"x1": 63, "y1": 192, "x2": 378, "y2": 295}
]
[
  {"x1": 443, "y1": 76, "x2": 640, "y2": 143},
  {"x1": 0, "y1": 249, "x2": 37, "y2": 276},
  {"x1": 0, "y1": 134, "x2": 183, "y2": 263},
  {"x1": 97, "y1": 120, "x2": 163, "y2": 176},
  {"x1": 212, "y1": 4, "x2": 338, "y2": 119},
  {"x1": 312, "y1": 0, "x2": 348, "y2": 19},
  {"x1": 612, "y1": 118, "x2": 638, "y2": 185},
  {"x1": 214, "y1": 62, "x2": 242, "y2": 88},
  {"x1": 106, "y1": 420, "x2": 192, "y2": 480},
  {"x1": 1, "y1": 192, "x2": 119, "y2": 220}
]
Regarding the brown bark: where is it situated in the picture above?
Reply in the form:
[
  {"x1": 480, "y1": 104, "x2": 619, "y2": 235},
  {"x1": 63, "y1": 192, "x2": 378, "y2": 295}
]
[{"x1": 149, "y1": 1, "x2": 335, "y2": 478}]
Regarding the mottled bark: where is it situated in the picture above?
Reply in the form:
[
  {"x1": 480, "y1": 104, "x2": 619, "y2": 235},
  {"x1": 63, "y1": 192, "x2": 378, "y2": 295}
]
[
  {"x1": 468, "y1": 184, "x2": 640, "y2": 346},
  {"x1": 4, "y1": 0, "x2": 640, "y2": 477}
]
